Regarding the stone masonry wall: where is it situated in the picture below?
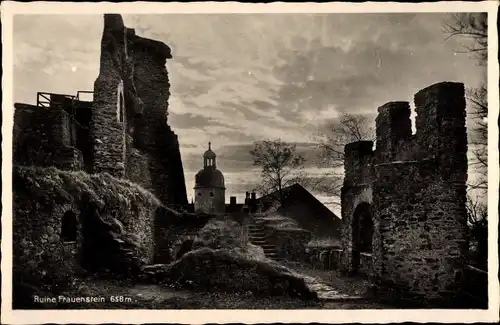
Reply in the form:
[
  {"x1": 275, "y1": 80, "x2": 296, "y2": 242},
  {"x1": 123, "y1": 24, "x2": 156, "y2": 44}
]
[
  {"x1": 340, "y1": 141, "x2": 374, "y2": 275},
  {"x1": 340, "y1": 82, "x2": 469, "y2": 304},
  {"x1": 90, "y1": 15, "x2": 128, "y2": 178},
  {"x1": 13, "y1": 165, "x2": 162, "y2": 284},
  {"x1": 89, "y1": 14, "x2": 188, "y2": 207},
  {"x1": 127, "y1": 32, "x2": 188, "y2": 206},
  {"x1": 13, "y1": 104, "x2": 84, "y2": 171},
  {"x1": 126, "y1": 148, "x2": 152, "y2": 190}
]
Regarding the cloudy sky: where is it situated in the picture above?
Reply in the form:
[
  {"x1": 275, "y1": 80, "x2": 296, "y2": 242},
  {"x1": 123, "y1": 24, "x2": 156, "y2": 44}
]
[{"x1": 13, "y1": 13, "x2": 486, "y2": 214}]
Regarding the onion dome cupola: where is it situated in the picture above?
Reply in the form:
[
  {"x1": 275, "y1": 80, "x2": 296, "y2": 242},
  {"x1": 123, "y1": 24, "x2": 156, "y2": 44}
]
[{"x1": 195, "y1": 142, "x2": 225, "y2": 189}]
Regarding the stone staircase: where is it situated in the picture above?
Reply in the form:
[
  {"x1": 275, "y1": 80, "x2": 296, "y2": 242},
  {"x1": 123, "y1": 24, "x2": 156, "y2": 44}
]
[{"x1": 248, "y1": 222, "x2": 281, "y2": 261}]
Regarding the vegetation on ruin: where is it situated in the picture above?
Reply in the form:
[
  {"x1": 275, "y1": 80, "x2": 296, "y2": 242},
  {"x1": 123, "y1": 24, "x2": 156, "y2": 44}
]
[{"x1": 14, "y1": 165, "x2": 161, "y2": 211}]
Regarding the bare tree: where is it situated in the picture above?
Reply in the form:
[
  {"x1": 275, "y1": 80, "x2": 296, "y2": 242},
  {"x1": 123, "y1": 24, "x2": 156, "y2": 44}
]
[
  {"x1": 444, "y1": 13, "x2": 488, "y2": 190},
  {"x1": 444, "y1": 12, "x2": 488, "y2": 268},
  {"x1": 467, "y1": 84, "x2": 488, "y2": 191},
  {"x1": 443, "y1": 13, "x2": 487, "y2": 66},
  {"x1": 312, "y1": 113, "x2": 375, "y2": 205},
  {"x1": 466, "y1": 194, "x2": 488, "y2": 269},
  {"x1": 249, "y1": 139, "x2": 306, "y2": 205}
]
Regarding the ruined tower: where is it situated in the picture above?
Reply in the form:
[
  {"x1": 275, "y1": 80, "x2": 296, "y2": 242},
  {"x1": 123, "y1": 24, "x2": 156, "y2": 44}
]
[
  {"x1": 340, "y1": 82, "x2": 469, "y2": 304},
  {"x1": 13, "y1": 14, "x2": 189, "y2": 208},
  {"x1": 91, "y1": 14, "x2": 188, "y2": 207}
]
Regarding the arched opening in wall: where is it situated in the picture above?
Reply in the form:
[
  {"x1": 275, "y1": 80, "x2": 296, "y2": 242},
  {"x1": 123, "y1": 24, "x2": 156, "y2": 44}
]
[
  {"x1": 210, "y1": 192, "x2": 214, "y2": 197},
  {"x1": 61, "y1": 210, "x2": 78, "y2": 242},
  {"x1": 352, "y1": 202, "x2": 373, "y2": 273}
]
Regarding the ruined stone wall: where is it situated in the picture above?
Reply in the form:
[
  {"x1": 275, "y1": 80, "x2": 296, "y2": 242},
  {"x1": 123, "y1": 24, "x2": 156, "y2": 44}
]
[
  {"x1": 90, "y1": 15, "x2": 128, "y2": 178},
  {"x1": 13, "y1": 104, "x2": 84, "y2": 171},
  {"x1": 303, "y1": 247, "x2": 342, "y2": 270},
  {"x1": 162, "y1": 128, "x2": 189, "y2": 206},
  {"x1": 340, "y1": 82, "x2": 469, "y2": 304},
  {"x1": 88, "y1": 14, "x2": 188, "y2": 207},
  {"x1": 12, "y1": 165, "x2": 163, "y2": 285},
  {"x1": 340, "y1": 141, "x2": 374, "y2": 274},
  {"x1": 13, "y1": 192, "x2": 82, "y2": 293},
  {"x1": 154, "y1": 209, "x2": 212, "y2": 264},
  {"x1": 265, "y1": 227, "x2": 311, "y2": 262},
  {"x1": 125, "y1": 148, "x2": 152, "y2": 190},
  {"x1": 127, "y1": 32, "x2": 188, "y2": 206}
]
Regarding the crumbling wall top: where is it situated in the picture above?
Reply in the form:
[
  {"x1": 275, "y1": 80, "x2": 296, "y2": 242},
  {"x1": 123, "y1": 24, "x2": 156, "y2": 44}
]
[
  {"x1": 414, "y1": 81, "x2": 465, "y2": 105},
  {"x1": 345, "y1": 140, "x2": 374, "y2": 158},
  {"x1": 127, "y1": 29, "x2": 172, "y2": 60},
  {"x1": 103, "y1": 14, "x2": 125, "y2": 32}
]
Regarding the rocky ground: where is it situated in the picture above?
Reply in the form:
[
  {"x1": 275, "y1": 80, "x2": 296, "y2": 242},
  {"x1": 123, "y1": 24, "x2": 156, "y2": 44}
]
[
  {"x1": 17, "y1": 273, "x2": 388, "y2": 309},
  {"x1": 15, "y1": 258, "x2": 392, "y2": 309},
  {"x1": 13, "y1": 195, "x2": 391, "y2": 309}
]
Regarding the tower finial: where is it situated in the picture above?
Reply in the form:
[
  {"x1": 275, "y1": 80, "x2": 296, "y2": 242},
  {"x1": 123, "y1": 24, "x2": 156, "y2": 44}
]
[{"x1": 208, "y1": 141, "x2": 211, "y2": 150}]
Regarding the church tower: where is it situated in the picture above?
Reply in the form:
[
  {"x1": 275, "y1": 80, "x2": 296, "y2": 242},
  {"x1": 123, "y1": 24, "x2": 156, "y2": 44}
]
[{"x1": 194, "y1": 142, "x2": 226, "y2": 214}]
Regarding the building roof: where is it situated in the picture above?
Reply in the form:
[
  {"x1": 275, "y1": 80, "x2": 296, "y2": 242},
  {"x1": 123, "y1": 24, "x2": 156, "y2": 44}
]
[
  {"x1": 194, "y1": 168, "x2": 225, "y2": 189},
  {"x1": 257, "y1": 183, "x2": 341, "y2": 239},
  {"x1": 203, "y1": 149, "x2": 216, "y2": 159},
  {"x1": 203, "y1": 142, "x2": 216, "y2": 159}
]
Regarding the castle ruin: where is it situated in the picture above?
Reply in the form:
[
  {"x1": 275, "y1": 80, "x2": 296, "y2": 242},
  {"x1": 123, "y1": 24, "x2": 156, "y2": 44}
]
[
  {"x1": 340, "y1": 82, "x2": 469, "y2": 302},
  {"x1": 11, "y1": 13, "x2": 481, "y2": 307},
  {"x1": 13, "y1": 14, "x2": 188, "y2": 208}
]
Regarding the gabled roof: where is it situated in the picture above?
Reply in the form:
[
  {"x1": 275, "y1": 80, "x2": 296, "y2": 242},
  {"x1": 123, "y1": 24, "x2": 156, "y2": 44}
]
[
  {"x1": 257, "y1": 183, "x2": 341, "y2": 239},
  {"x1": 258, "y1": 183, "x2": 339, "y2": 216}
]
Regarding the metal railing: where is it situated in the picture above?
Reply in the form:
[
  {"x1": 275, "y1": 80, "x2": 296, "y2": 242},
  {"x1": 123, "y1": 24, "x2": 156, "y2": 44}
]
[
  {"x1": 75, "y1": 90, "x2": 94, "y2": 101},
  {"x1": 36, "y1": 92, "x2": 75, "y2": 108},
  {"x1": 36, "y1": 90, "x2": 94, "y2": 108}
]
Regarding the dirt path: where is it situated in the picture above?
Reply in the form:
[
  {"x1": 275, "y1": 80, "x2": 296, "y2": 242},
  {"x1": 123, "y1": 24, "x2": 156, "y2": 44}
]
[{"x1": 279, "y1": 260, "x2": 392, "y2": 309}]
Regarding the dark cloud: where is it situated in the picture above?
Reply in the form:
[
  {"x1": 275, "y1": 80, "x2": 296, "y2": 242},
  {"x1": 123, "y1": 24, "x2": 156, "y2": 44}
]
[
  {"x1": 173, "y1": 55, "x2": 215, "y2": 74},
  {"x1": 13, "y1": 13, "x2": 486, "y2": 212},
  {"x1": 241, "y1": 12, "x2": 483, "y2": 129},
  {"x1": 169, "y1": 111, "x2": 225, "y2": 130}
]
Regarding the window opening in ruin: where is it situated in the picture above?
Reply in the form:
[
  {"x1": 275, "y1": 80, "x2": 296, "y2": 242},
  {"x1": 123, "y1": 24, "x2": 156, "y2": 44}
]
[
  {"x1": 210, "y1": 192, "x2": 214, "y2": 197},
  {"x1": 351, "y1": 202, "x2": 373, "y2": 273},
  {"x1": 118, "y1": 92, "x2": 124, "y2": 123},
  {"x1": 61, "y1": 210, "x2": 78, "y2": 242},
  {"x1": 198, "y1": 192, "x2": 202, "y2": 196}
]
